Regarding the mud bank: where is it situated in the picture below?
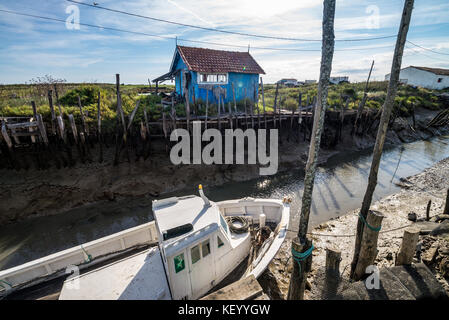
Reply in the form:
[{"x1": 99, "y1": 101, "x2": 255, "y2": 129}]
[
  {"x1": 261, "y1": 156, "x2": 449, "y2": 300},
  {"x1": 0, "y1": 107, "x2": 447, "y2": 225}
]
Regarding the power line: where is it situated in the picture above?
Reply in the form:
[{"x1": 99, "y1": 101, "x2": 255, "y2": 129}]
[
  {"x1": 406, "y1": 40, "x2": 449, "y2": 56},
  {"x1": 67, "y1": 0, "x2": 398, "y2": 42},
  {"x1": 404, "y1": 44, "x2": 448, "y2": 62},
  {"x1": 0, "y1": 8, "x2": 396, "y2": 53}
]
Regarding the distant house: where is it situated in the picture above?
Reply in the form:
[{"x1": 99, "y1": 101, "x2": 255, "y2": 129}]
[
  {"x1": 329, "y1": 76, "x2": 349, "y2": 85},
  {"x1": 277, "y1": 78, "x2": 299, "y2": 87},
  {"x1": 153, "y1": 46, "x2": 265, "y2": 104},
  {"x1": 385, "y1": 66, "x2": 449, "y2": 90}
]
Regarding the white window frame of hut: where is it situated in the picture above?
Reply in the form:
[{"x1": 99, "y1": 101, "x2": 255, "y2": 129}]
[{"x1": 198, "y1": 73, "x2": 228, "y2": 84}]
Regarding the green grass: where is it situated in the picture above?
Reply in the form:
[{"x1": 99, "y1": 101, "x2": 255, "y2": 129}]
[{"x1": 1, "y1": 80, "x2": 447, "y2": 124}]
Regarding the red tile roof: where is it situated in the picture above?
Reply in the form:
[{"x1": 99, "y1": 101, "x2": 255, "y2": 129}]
[{"x1": 177, "y1": 46, "x2": 265, "y2": 74}]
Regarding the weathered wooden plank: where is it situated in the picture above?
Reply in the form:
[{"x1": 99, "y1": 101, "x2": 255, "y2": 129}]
[
  {"x1": 126, "y1": 100, "x2": 140, "y2": 131},
  {"x1": 201, "y1": 275, "x2": 263, "y2": 300},
  {"x1": 36, "y1": 114, "x2": 49, "y2": 145},
  {"x1": 6, "y1": 122, "x2": 38, "y2": 129},
  {"x1": 68, "y1": 114, "x2": 78, "y2": 144},
  {"x1": 48, "y1": 90, "x2": 56, "y2": 135},
  {"x1": 1, "y1": 121, "x2": 13, "y2": 149}
]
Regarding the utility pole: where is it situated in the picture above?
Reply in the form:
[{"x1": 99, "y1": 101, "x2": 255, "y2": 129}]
[
  {"x1": 350, "y1": 0, "x2": 414, "y2": 280},
  {"x1": 287, "y1": 0, "x2": 336, "y2": 300}
]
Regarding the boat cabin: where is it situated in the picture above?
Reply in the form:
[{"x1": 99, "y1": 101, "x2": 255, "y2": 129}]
[{"x1": 154, "y1": 195, "x2": 250, "y2": 300}]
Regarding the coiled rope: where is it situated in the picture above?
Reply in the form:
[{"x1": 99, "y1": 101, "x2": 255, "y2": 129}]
[{"x1": 225, "y1": 216, "x2": 250, "y2": 234}]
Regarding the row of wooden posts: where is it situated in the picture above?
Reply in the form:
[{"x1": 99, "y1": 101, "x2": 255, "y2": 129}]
[
  {"x1": 287, "y1": 0, "x2": 415, "y2": 300},
  {"x1": 1, "y1": 69, "x2": 381, "y2": 171}
]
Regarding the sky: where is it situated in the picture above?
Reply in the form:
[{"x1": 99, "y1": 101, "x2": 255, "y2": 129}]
[{"x1": 0, "y1": 0, "x2": 448, "y2": 84}]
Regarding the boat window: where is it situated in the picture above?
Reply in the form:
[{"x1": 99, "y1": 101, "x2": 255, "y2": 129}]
[
  {"x1": 217, "y1": 236, "x2": 224, "y2": 248},
  {"x1": 191, "y1": 245, "x2": 201, "y2": 264},
  {"x1": 174, "y1": 253, "x2": 185, "y2": 273},
  {"x1": 219, "y1": 214, "x2": 229, "y2": 235},
  {"x1": 202, "y1": 240, "x2": 211, "y2": 257}
]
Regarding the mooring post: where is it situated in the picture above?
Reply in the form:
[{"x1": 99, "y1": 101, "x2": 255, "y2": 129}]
[
  {"x1": 54, "y1": 83, "x2": 63, "y2": 116},
  {"x1": 31, "y1": 101, "x2": 37, "y2": 119},
  {"x1": 261, "y1": 77, "x2": 267, "y2": 128},
  {"x1": 353, "y1": 60, "x2": 374, "y2": 136},
  {"x1": 288, "y1": 0, "x2": 336, "y2": 300},
  {"x1": 324, "y1": 247, "x2": 341, "y2": 299},
  {"x1": 350, "y1": 0, "x2": 414, "y2": 280},
  {"x1": 352, "y1": 210, "x2": 384, "y2": 280},
  {"x1": 444, "y1": 189, "x2": 449, "y2": 215},
  {"x1": 426, "y1": 200, "x2": 432, "y2": 221},
  {"x1": 47, "y1": 90, "x2": 56, "y2": 135},
  {"x1": 97, "y1": 91, "x2": 103, "y2": 163},
  {"x1": 396, "y1": 227, "x2": 419, "y2": 266}
]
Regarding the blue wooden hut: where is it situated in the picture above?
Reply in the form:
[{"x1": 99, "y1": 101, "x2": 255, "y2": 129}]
[{"x1": 153, "y1": 46, "x2": 265, "y2": 105}]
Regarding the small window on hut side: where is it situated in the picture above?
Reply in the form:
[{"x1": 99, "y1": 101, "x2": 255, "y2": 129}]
[
  {"x1": 191, "y1": 245, "x2": 201, "y2": 264},
  {"x1": 174, "y1": 253, "x2": 185, "y2": 273},
  {"x1": 438, "y1": 78, "x2": 443, "y2": 83}
]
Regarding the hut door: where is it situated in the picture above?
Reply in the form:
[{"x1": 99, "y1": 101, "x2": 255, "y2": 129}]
[{"x1": 188, "y1": 238, "x2": 216, "y2": 298}]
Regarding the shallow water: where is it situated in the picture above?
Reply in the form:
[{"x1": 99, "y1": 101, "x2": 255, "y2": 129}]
[{"x1": 1, "y1": 135, "x2": 448, "y2": 270}]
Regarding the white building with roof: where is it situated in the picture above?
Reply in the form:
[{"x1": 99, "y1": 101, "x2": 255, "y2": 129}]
[{"x1": 385, "y1": 66, "x2": 449, "y2": 90}]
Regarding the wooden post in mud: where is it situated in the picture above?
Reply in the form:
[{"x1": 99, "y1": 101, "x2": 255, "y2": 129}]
[
  {"x1": 255, "y1": 85, "x2": 260, "y2": 129},
  {"x1": 250, "y1": 85, "x2": 255, "y2": 129},
  {"x1": 97, "y1": 92, "x2": 103, "y2": 163},
  {"x1": 244, "y1": 88, "x2": 248, "y2": 129},
  {"x1": 444, "y1": 189, "x2": 449, "y2": 215},
  {"x1": 352, "y1": 210, "x2": 384, "y2": 280},
  {"x1": 396, "y1": 227, "x2": 419, "y2": 266},
  {"x1": 261, "y1": 77, "x2": 267, "y2": 128},
  {"x1": 228, "y1": 102, "x2": 233, "y2": 129},
  {"x1": 351, "y1": 0, "x2": 414, "y2": 280},
  {"x1": 288, "y1": 0, "x2": 336, "y2": 300},
  {"x1": 232, "y1": 82, "x2": 237, "y2": 113},
  {"x1": 48, "y1": 90, "x2": 56, "y2": 135},
  {"x1": 324, "y1": 247, "x2": 341, "y2": 298},
  {"x1": 126, "y1": 100, "x2": 140, "y2": 132},
  {"x1": 325, "y1": 248, "x2": 341, "y2": 276},
  {"x1": 183, "y1": 71, "x2": 190, "y2": 132},
  {"x1": 171, "y1": 95, "x2": 177, "y2": 129},
  {"x1": 298, "y1": 93, "x2": 303, "y2": 142},
  {"x1": 77, "y1": 96, "x2": 88, "y2": 136},
  {"x1": 217, "y1": 89, "x2": 222, "y2": 131},
  {"x1": 353, "y1": 60, "x2": 374, "y2": 136},
  {"x1": 426, "y1": 200, "x2": 432, "y2": 221},
  {"x1": 54, "y1": 84, "x2": 63, "y2": 116},
  {"x1": 273, "y1": 83, "x2": 279, "y2": 128},
  {"x1": 31, "y1": 101, "x2": 37, "y2": 119},
  {"x1": 205, "y1": 93, "x2": 209, "y2": 130}
]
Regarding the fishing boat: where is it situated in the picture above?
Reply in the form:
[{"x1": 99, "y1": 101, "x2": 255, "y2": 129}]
[{"x1": 0, "y1": 186, "x2": 290, "y2": 300}]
